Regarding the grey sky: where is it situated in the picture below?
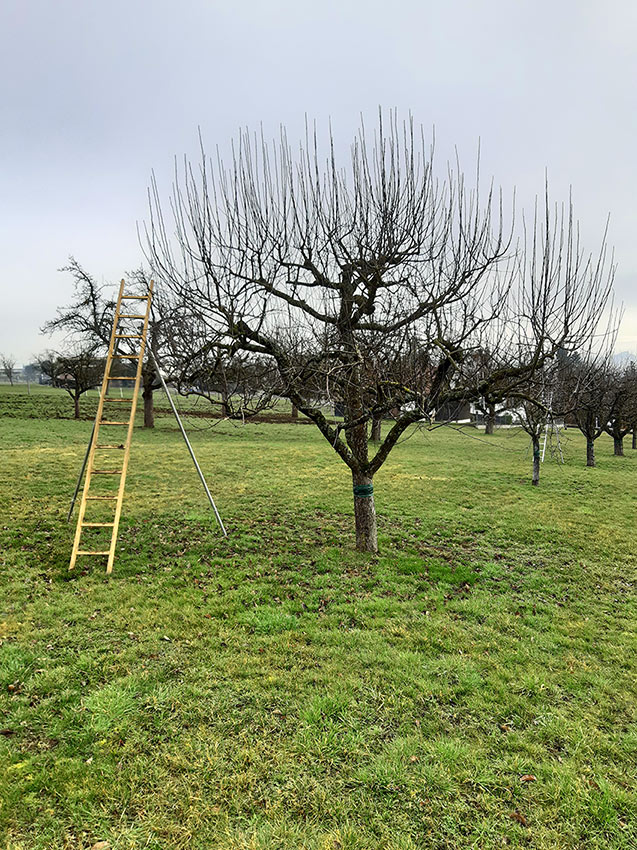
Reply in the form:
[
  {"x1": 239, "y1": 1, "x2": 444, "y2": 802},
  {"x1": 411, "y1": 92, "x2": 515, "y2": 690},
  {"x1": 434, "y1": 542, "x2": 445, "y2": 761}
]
[{"x1": 1, "y1": 0, "x2": 636, "y2": 364}]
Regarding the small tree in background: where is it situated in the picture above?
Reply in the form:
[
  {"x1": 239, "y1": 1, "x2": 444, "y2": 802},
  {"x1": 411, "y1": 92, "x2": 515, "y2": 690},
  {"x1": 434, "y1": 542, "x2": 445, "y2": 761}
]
[
  {"x1": 515, "y1": 361, "x2": 569, "y2": 486},
  {"x1": 146, "y1": 115, "x2": 615, "y2": 551},
  {"x1": 1, "y1": 354, "x2": 17, "y2": 385},
  {"x1": 604, "y1": 365, "x2": 637, "y2": 456},
  {"x1": 567, "y1": 358, "x2": 618, "y2": 467},
  {"x1": 470, "y1": 349, "x2": 513, "y2": 433},
  {"x1": 168, "y1": 317, "x2": 280, "y2": 419},
  {"x1": 37, "y1": 347, "x2": 104, "y2": 419}
]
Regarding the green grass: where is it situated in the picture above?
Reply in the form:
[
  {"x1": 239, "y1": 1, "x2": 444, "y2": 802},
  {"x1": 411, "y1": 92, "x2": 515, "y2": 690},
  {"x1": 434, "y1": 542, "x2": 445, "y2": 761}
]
[{"x1": 0, "y1": 386, "x2": 636, "y2": 849}]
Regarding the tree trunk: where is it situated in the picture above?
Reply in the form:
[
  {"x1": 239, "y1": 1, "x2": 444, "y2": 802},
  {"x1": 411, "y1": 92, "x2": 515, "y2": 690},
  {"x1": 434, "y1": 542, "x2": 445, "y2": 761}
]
[
  {"x1": 221, "y1": 390, "x2": 230, "y2": 417},
  {"x1": 614, "y1": 435, "x2": 624, "y2": 456},
  {"x1": 586, "y1": 437, "x2": 595, "y2": 467},
  {"x1": 531, "y1": 435, "x2": 540, "y2": 485},
  {"x1": 632, "y1": 428, "x2": 636, "y2": 450},
  {"x1": 74, "y1": 393, "x2": 80, "y2": 420},
  {"x1": 291, "y1": 403, "x2": 298, "y2": 420},
  {"x1": 485, "y1": 404, "x2": 496, "y2": 435},
  {"x1": 370, "y1": 416, "x2": 382, "y2": 442},
  {"x1": 341, "y1": 314, "x2": 376, "y2": 552},
  {"x1": 352, "y1": 471, "x2": 377, "y2": 553},
  {"x1": 143, "y1": 384, "x2": 154, "y2": 429}
]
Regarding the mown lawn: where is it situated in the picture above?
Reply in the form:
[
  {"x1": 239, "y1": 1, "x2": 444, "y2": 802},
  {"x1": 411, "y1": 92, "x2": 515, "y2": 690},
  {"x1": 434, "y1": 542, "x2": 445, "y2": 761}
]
[{"x1": 1, "y1": 388, "x2": 636, "y2": 849}]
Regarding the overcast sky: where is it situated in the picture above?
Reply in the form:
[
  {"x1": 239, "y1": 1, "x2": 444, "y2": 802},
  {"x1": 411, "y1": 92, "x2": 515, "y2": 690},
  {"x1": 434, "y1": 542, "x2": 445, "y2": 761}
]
[{"x1": 1, "y1": 0, "x2": 636, "y2": 364}]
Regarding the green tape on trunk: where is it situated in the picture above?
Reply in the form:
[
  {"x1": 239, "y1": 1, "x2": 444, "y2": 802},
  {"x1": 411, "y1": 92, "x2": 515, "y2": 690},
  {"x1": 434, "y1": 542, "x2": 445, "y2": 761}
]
[{"x1": 353, "y1": 484, "x2": 374, "y2": 498}]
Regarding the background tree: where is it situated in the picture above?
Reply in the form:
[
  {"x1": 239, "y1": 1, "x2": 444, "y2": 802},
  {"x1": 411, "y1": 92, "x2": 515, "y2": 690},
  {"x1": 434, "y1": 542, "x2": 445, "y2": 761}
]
[
  {"x1": 514, "y1": 363, "x2": 566, "y2": 485},
  {"x1": 37, "y1": 347, "x2": 104, "y2": 419},
  {"x1": 22, "y1": 362, "x2": 41, "y2": 383},
  {"x1": 42, "y1": 258, "x2": 175, "y2": 428},
  {"x1": 147, "y1": 116, "x2": 614, "y2": 552},
  {"x1": 470, "y1": 348, "x2": 513, "y2": 433},
  {"x1": 125, "y1": 269, "x2": 172, "y2": 429},
  {"x1": 1, "y1": 353, "x2": 17, "y2": 385},
  {"x1": 567, "y1": 357, "x2": 617, "y2": 467},
  {"x1": 604, "y1": 365, "x2": 637, "y2": 456},
  {"x1": 168, "y1": 319, "x2": 280, "y2": 419}
]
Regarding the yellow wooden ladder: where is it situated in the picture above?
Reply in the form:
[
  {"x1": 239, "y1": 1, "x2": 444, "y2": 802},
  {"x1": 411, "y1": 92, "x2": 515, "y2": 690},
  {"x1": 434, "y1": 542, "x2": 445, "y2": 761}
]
[{"x1": 69, "y1": 279, "x2": 154, "y2": 574}]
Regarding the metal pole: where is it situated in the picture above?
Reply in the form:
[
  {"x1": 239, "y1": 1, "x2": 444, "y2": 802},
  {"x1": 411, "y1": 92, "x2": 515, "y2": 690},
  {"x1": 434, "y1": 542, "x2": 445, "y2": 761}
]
[
  {"x1": 67, "y1": 420, "x2": 96, "y2": 522},
  {"x1": 148, "y1": 349, "x2": 227, "y2": 536}
]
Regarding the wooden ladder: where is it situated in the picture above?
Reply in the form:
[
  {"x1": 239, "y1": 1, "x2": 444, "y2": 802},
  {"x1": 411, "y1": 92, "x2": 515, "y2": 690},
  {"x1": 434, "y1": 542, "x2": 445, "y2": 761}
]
[{"x1": 69, "y1": 279, "x2": 154, "y2": 574}]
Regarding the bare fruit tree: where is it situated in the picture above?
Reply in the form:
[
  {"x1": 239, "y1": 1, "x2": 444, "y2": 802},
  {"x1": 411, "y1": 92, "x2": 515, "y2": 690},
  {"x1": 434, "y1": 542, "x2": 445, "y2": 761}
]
[
  {"x1": 515, "y1": 364, "x2": 565, "y2": 486},
  {"x1": 567, "y1": 357, "x2": 618, "y2": 467},
  {"x1": 162, "y1": 309, "x2": 280, "y2": 419},
  {"x1": 1, "y1": 354, "x2": 17, "y2": 385},
  {"x1": 42, "y1": 258, "x2": 175, "y2": 428},
  {"x1": 471, "y1": 348, "x2": 514, "y2": 433},
  {"x1": 604, "y1": 365, "x2": 637, "y2": 456},
  {"x1": 146, "y1": 116, "x2": 614, "y2": 552},
  {"x1": 37, "y1": 347, "x2": 104, "y2": 419}
]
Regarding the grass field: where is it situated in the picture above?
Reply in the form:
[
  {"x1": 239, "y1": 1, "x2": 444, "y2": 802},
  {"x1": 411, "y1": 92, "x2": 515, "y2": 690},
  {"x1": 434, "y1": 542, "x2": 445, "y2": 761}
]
[
  {"x1": 0, "y1": 384, "x2": 300, "y2": 422},
  {"x1": 1, "y1": 386, "x2": 636, "y2": 849}
]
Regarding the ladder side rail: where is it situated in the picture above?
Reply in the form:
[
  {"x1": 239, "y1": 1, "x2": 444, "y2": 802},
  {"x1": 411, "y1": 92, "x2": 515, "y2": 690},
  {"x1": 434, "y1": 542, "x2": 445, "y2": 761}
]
[
  {"x1": 107, "y1": 282, "x2": 154, "y2": 574},
  {"x1": 70, "y1": 280, "x2": 126, "y2": 569}
]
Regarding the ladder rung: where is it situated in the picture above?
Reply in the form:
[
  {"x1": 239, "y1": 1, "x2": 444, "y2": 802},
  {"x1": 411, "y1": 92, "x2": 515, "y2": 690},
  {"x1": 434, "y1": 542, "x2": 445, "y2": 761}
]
[
  {"x1": 107, "y1": 376, "x2": 137, "y2": 380},
  {"x1": 100, "y1": 420, "x2": 130, "y2": 425},
  {"x1": 112, "y1": 354, "x2": 140, "y2": 359},
  {"x1": 95, "y1": 444, "x2": 125, "y2": 449},
  {"x1": 103, "y1": 397, "x2": 133, "y2": 401},
  {"x1": 114, "y1": 335, "x2": 143, "y2": 339},
  {"x1": 92, "y1": 469, "x2": 123, "y2": 474},
  {"x1": 120, "y1": 295, "x2": 150, "y2": 300},
  {"x1": 118, "y1": 314, "x2": 144, "y2": 319},
  {"x1": 85, "y1": 496, "x2": 119, "y2": 500},
  {"x1": 76, "y1": 551, "x2": 111, "y2": 556},
  {"x1": 81, "y1": 522, "x2": 115, "y2": 527}
]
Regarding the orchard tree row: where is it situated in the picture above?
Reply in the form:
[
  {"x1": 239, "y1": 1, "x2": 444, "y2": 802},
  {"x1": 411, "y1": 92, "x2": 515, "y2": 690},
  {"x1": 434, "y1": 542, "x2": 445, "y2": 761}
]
[{"x1": 38, "y1": 115, "x2": 625, "y2": 550}]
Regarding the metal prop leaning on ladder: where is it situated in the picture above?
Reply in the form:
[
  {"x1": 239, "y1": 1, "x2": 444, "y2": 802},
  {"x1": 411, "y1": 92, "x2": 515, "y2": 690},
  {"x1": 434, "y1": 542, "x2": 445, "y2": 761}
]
[{"x1": 68, "y1": 279, "x2": 226, "y2": 575}]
